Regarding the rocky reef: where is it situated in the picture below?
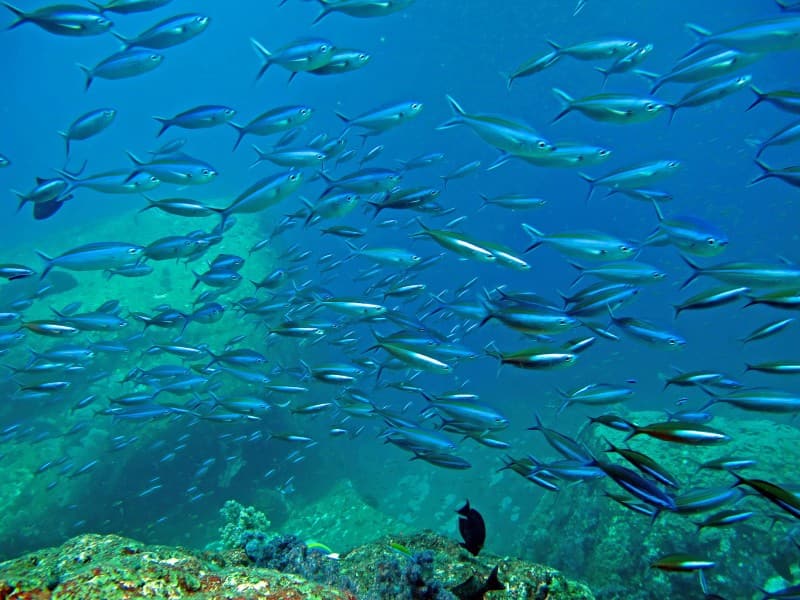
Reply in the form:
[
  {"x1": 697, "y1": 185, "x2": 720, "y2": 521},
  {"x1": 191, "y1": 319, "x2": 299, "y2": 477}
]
[{"x1": 0, "y1": 529, "x2": 594, "y2": 599}]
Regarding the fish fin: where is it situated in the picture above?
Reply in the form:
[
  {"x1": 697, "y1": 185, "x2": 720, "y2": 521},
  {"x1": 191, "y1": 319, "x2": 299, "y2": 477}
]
[
  {"x1": 76, "y1": 64, "x2": 93, "y2": 92},
  {"x1": 546, "y1": 39, "x2": 561, "y2": 52},
  {"x1": 153, "y1": 117, "x2": 171, "y2": 138},
  {"x1": 677, "y1": 254, "x2": 703, "y2": 288},
  {"x1": 685, "y1": 23, "x2": 712, "y2": 39},
  {"x1": 486, "y1": 152, "x2": 512, "y2": 171},
  {"x1": 666, "y1": 104, "x2": 677, "y2": 125},
  {"x1": 748, "y1": 158, "x2": 772, "y2": 186},
  {"x1": 499, "y1": 71, "x2": 514, "y2": 90},
  {"x1": 3, "y1": 2, "x2": 27, "y2": 29},
  {"x1": 334, "y1": 111, "x2": 350, "y2": 124},
  {"x1": 550, "y1": 88, "x2": 574, "y2": 122},
  {"x1": 287, "y1": 71, "x2": 298, "y2": 85},
  {"x1": 228, "y1": 122, "x2": 246, "y2": 151},
  {"x1": 594, "y1": 66, "x2": 610, "y2": 88},
  {"x1": 110, "y1": 30, "x2": 131, "y2": 49},
  {"x1": 577, "y1": 172, "x2": 596, "y2": 201},
  {"x1": 125, "y1": 150, "x2": 144, "y2": 167},
  {"x1": 521, "y1": 223, "x2": 544, "y2": 252},
  {"x1": 250, "y1": 38, "x2": 272, "y2": 80},
  {"x1": 311, "y1": 6, "x2": 332, "y2": 25},
  {"x1": 436, "y1": 95, "x2": 465, "y2": 130},
  {"x1": 746, "y1": 85, "x2": 765, "y2": 111},
  {"x1": 456, "y1": 498, "x2": 470, "y2": 516},
  {"x1": 35, "y1": 250, "x2": 54, "y2": 280}
]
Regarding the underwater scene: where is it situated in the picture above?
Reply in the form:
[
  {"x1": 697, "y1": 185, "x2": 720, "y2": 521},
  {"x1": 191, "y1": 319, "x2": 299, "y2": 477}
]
[{"x1": 1, "y1": 0, "x2": 799, "y2": 598}]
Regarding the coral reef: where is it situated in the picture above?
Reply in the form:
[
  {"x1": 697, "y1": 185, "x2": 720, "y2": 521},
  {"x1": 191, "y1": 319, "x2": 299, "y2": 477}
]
[{"x1": 218, "y1": 499, "x2": 271, "y2": 550}]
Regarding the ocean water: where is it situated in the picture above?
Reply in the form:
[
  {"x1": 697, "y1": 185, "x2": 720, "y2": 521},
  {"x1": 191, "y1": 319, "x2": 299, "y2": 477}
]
[{"x1": 0, "y1": 0, "x2": 798, "y2": 597}]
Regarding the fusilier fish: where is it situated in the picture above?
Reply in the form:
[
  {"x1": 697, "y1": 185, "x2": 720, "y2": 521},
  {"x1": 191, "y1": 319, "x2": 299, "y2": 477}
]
[
  {"x1": 112, "y1": 13, "x2": 209, "y2": 49},
  {"x1": 153, "y1": 105, "x2": 235, "y2": 137},
  {"x1": 78, "y1": 49, "x2": 164, "y2": 90},
  {"x1": 59, "y1": 108, "x2": 116, "y2": 156},
  {"x1": 4, "y1": 2, "x2": 112, "y2": 36},
  {"x1": 552, "y1": 89, "x2": 667, "y2": 124}
]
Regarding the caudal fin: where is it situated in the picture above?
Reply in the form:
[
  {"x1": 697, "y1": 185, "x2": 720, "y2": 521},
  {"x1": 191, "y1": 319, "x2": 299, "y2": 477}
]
[
  {"x1": 679, "y1": 254, "x2": 702, "y2": 290},
  {"x1": 521, "y1": 223, "x2": 544, "y2": 252},
  {"x1": 577, "y1": 172, "x2": 596, "y2": 201},
  {"x1": 250, "y1": 38, "x2": 273, "y2": 80},
  {"x1": 551, "y1": 88, "x2": 574, "y2": 123},
  {"x1": 77, "y1": 64, "x2": 93, "y2": 92},
  {"x1": 746, "y1": 85, "x2": 766, "y2": 112},
  {"x1": 436, "y1": 95, "x2": 466, "y2": 130},
  {"x1": 153, "y1": 116, "x2": 172, "y2": 138},
  {"x1": 3, "y1": 2, "x2": 28, "y2": 29},
  {"x1": 229, "y1": 122, "x2": 247, "y2": 151},
  {"x1": 748, "y1": 158, "x2": 773, "y2": 186},
  {"x1": 35, "y1": 250, "x2": 55, "y2": 280}
]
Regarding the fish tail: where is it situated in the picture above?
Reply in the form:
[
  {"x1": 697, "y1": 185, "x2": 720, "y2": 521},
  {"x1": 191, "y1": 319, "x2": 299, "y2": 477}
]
[
  {"x1": 333, "y1": 111, "x2": 350, "y2": 125},
  {"x1": 228, "y1": 122, "x2": 247, "y2": 151},
  {"x1": 746, "y1": 85, "x2": 765, "y2": 111},
  {"x1": 77, "y1": 64, "x2": 93, "y2": 92},
  {"x1": 577, "y1": 172, "x2": 596, "y2": 201},
  {"x1": 749, "y1": 158, "x2": 772, "y2": 185},
  {"x1": 500, "y1": 71, "x2": 514, "y2": 90},
  {"x1": 545, "y1": 39, "x2": 561, "y2": 53},
  {"x1": 678, "y1": 254, "x2": 701, "y2": 289},
  {"x1": 594, "y1": 66, "x2": 609, "y2": 88},
  {"x1": 111, "y1": 30, "x2": 131, "y2": 49},
  {"x1": 35, "y1": 250, "x2": 54, "y2": 279},
  {"x1": 137, "y1": 194, "x2": 156, "y2": 213},
  {"x1": 57, "y1": 131, "x2": 71, "y2": 158},
  {"x1": 250, "y1": 38, "x2": 272, "y2": 80},
  {"x1": 672, "y1": 305, "x2": 682, "y2": 320},
  {"x1": 556, "y1": 396, "x2": 571, "y2": 416},
  {"x1": 191, "y1": 270, "x2": 201, "y2": 291},
  {"x1": 666, "y1": 104, "x2": 677, "y2": 125},
  {"x1": 436, "y1": 95, "x2": 465, "y2": 130},
  {"x1": 567, "y1": 260, "x2": 585, "y2": 287},
  {"x1": 311, "y1": 6, "x2": 332, "y2": 25},
  {"x1": 3, "y1": 2, "x2": 27, "y2": 29},
  {"x1": 88, "y1": 0, "x2": 105, "y2": 12},
  {"x1": 521, "y1": 223, "x2": 543, "y2": 252},
  {"x1": 551, "y1": 88, "x2": 573, "y2": 123},
  {"x1": 11, "y1": 189, "x2": 27, "y2": 212},
  {"x1": 153, "y1": 117, "x2": 171, "y2": 138}
]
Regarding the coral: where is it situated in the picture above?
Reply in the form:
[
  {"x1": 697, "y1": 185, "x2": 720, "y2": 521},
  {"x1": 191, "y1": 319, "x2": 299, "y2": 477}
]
[
  {"x1": 243, "y1": 533, "x2": 357, "y2": 593},
  {"x1": 218, "y1": 499, "x2": 271, "y2": 549},
  {"x1": 365, "y1": 550, "x2": 456, "y2": 600}
]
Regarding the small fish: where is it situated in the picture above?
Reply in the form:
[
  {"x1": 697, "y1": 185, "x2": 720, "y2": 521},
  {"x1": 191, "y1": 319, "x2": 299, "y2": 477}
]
[
  {"x1": 747, "y1": 85, "x2": 800, "y2": 114},
  {"x1": 650, "y1": 553, "x2": 715, "y2": 572},
  {"x1": 229, "y1": 106, "x2": 313, "y2": 151},
  {"x1": 153, "y1": 105, "x2": 235, "y2": 137},
  {"x1": 112, "y1": 13, "x2": 209, "y2": 49},
  {"x1": 251, "y1": 37, "x2": 334, "y2": 82},
  {"x1": 451, "y1": 565, "x2": 504, "y2": 600},
  {"x1": 79, "y1": 49, "x2": 164, "y2": 91},
  {"x1": 60, "y1": 108, "x2": 116, "y2": 156},
  {"x1": 89, "y1": 0, "x2": 173, "y2": 14},
  {"x1": 4, "y1": 2, "x2": 112, "y2": 36},
  {"x1": 552, "y1": 89, "x2": 667, "y2": 124},
  {"x1": 505, "y1": 50, "x2": 560, "y2": 89},
  {"x1": 456, "y1": 499, "x2": 486, "y2": 556}
]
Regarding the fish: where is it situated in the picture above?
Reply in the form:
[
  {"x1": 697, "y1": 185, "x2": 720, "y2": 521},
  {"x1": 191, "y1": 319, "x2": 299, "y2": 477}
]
[
  {"x1": 125, "y1": 152, "x2": 217, "y2": 185},
  {"x1": 437, "y1": 95, "x2": 553, "y2": 158},
  {"x1": 4, "y1": 2, "x2": 112, "y2": 36},
  {"x1": 59, "y1": 108, "x2": 116, "y2": 156},
  {"x1": 683, "y1": 15, "x2": 800, "y2": 56},
  {"x1": 251, "y1": 37, "x2": 334, "y2": 82},
  {"x1": 747, "y1": 85, "x2": 800, "y2": 113},
  {"x1": 78, "y1": 49, "x2": 164, "y2": 91},
  {"x1": 214, "y1": 172, "x2": 304, "y2": 218},
  {"x1": 650, "y1": 554, "x2": 715, "y2": 572},
  {"x1": 336, "y1": 100, "x2": 423, "y2": 140},
  {"x1": 89, "y1": 0, "x2": 173, "y2": 14},
  {"x1": 579, "y1": 160, "x2": 681, "y2": 200},
  {"x1": 547, "y1": 37, "x2": 640, "y2": 60},
  {"x1": 36, "y1": 242, "x2": 145, "y2": 279},
  {"x1": 750, "y1": 159, "x2": 800, "y2": 189},
  {"x1": 505, "y1": 50, "x2": 560, "y2": 89},
  {"x1": 451, "y1": 565, "x2": 504, "y2": 600},
  {"x1": 667, "y1": 75, "x2": 752, "y2": 123},
  {"x1": 310, "y1": 0, "x2": 415, "y2": 24},
  {"x1": 456, "y1": 499, "x2": 485, "y2": 556},
  {"x1": 552, "y1": 89, "x2": 667, "y2": 124},
  {"x1": 229, "y1": 106, "x2": 313, "y2": 151},
  {"x1": 153, "y1": 105, "x2": 236, "y2": 137},
  {"x1": 308, "y1": 48, "x2": 371, "y2": 75},
  {"x1": 112, "y1": 13, "x2": 210, "y2": 49}
]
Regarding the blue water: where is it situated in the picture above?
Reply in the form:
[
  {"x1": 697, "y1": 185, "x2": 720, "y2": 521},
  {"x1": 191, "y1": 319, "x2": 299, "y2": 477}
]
[{"x1": 1, "y1": 0, "x2": 798, "y2": 597}]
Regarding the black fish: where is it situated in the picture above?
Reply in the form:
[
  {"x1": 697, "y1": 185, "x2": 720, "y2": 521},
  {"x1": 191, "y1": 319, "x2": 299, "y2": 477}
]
[
  {"x1": 451, "y1": 565, "x2": 504, "y2": 600},
  {"x1": 457, "y1": 499, "x2": 486, "y2": 556}
]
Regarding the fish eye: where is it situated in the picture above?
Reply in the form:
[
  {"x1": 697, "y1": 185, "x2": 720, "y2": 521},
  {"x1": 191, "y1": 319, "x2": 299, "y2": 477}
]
[
  {"x1": 412, "y1": 255, "x2": 421, "y2": 261},
  {"x1": 620, "y1": 245, "x2": 631, "y2": 252},
  {"x1": 646, "y1": 103, "x2": 658, "y2": 111},
  {"x1": 359, "y1": 54, "x2": 368, "y2": 60},
  {"x1": 150, "y1": 55, "x2": 160, "y2": 62},
  {"x1": 411, "y1": 103, "x2": 421, "y2": 110},
  {"x1": 290, "y1": 174, "x2": 299, "y2": 181},
  {"x1": 537, "y1": 141, "x2": 547, "y2": 148},
  {"x1": 599, "y1": 149, "x2": 610, "y2": 156},
  {"x1": 127, "y1": 248, "x2": 139, "y2": 254},
  {"x1": 626, "y1": 41, "x2": 636, "y2": 47},
  {"x1": 668, "y1": 161, "x2": 679, "y2": 168},
  {"x1": 149, "y1": 176, "x2": 158, "y2": 183},
  {"x1": 320, "y1": 44, "x2": 330, "y2": 52},
  {"x1": 706, "y1": 237, "x2": 716, "y2": 245},
  {"x1": 301, "y1": 108, "x2": 311, "y2": 115}
]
